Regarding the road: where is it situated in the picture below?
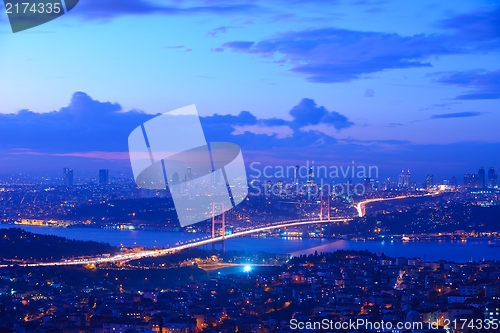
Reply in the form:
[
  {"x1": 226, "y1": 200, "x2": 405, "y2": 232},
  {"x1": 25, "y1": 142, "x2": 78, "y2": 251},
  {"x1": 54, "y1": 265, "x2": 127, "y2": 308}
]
[{"x1": 355, "y1": 193, "x2": 435, "y2": 217}]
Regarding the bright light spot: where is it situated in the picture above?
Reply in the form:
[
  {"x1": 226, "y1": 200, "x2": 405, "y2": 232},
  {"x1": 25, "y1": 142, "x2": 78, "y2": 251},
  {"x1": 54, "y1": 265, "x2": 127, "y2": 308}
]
[{"x1": 243, "y1": 265, "x2": 251, "y2": 272}]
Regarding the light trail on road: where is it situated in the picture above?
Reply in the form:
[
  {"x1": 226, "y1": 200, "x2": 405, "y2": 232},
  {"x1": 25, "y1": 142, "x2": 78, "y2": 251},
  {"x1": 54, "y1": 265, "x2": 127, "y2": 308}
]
[{"x1": 355, "y1": 193, "x2": 436, "y2": 217}]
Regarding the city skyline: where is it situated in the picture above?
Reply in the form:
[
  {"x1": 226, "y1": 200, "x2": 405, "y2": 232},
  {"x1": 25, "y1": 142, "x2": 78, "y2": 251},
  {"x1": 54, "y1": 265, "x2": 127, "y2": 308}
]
[{"x1": 12, "y1": 164, "x2": 495, "y2": 189}]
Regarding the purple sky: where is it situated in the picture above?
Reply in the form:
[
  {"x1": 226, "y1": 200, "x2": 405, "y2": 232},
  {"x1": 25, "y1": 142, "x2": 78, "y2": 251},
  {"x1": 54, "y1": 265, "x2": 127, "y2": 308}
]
[{"x1": 0, "y1": 0, "x2": 499, "y2": 182}]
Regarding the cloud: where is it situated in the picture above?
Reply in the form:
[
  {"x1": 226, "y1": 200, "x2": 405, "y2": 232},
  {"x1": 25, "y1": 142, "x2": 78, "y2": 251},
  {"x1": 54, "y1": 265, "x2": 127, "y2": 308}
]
[
  {"x1": 218, "y1": 7, "x2": 500, "y2": 83},
  {"x1": 418, "y1": 102, "x2": 462, "y2": 111},
  {"x1": 70, "y1": 0, "x2": 261, "y2": 20},
  {"x1": 1, "y1": 92, "x2": 499, "y2": 179},
  {"x1": 221, "y1": 28, "x2": 458, "y2": 83},
  {"x1": 0, "y1": 92, "x2": 155, "y2": 153},
  {"x1": 0, "y1": 93, "x2": 352, "y2": 157},
  {"x1": 198, "y1": 99, "x2": 353, "y2": 149},
  {"x1": 288, "y1": 98, "x2": 353, "y2": 130},
  {"x1": 210, "y1": 47, "x2": 225, "y2": 52},
  {"x1": 207, "y1": 26, "x2": 230, "y2": 38},
  {"x1": 232, "y1": 125, "x2": 293, "y2": 139},
  {"x1": 223, "y1": 41, "x2": 254, "y2": 50},
  {"x1": 16, "y1": 150, "x2": 131, "y2": 160},
  {"x1": 430, "y1": 112, "x2": 484, "y2": 119},
  {"x1": 434, "y1": 69, "x2": 500, "y2": 100},
  {"x1": 163, "y1": 45, "x2": 185, "y2": 49},
  {"x1": 364, "y1": 89, "x2": 375, "y2": 97},
  {"x1": 438, "y1": 8, "x2": 500, "y2": 45}
]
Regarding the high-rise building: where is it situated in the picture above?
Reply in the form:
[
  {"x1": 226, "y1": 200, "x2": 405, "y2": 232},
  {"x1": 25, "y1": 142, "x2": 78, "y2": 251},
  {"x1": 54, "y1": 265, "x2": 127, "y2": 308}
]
[
  {"x1": 63, "y1": 168, "x2": 73, "y2": 186},
  {"x1": 477, "y1": 167, "x2": 486, "y2": 188},
  {"x1": 464, "y1": 173, "x2": 478, "y2": 188},
  {"x1": 425, "y1": 174, "x2": 433, "y2": 189},
  {"x1": 405, "y1": 169, "x2": 411, "y2": 188},
  {"x1": 488, "y1": 167, "x2": 497, "y2": 188},
  {"x1": 186, "y1": 167, "x2": 193, "y2": 182},
  {"x1": 171, "y1": 172, "x2": 180, "y2": 185},
  {"x1": 464, "y1": 174, "x2": 472, "y2": 187},
  {"x1": 385, "y1": 177, "x2": 391, "y2": 191},
  {"x1": 266, "y1": 180, "x2": 272, "y2": 195},
  {"x1": 398, "y1": 169, "x2": 405, "y2": 188},
  {"x1": 308, "y1": 167, "x2": 314, "y2": 184},
  {"x1": 276, "y1": 181, "x2": 283, "y2": 194},
  {"x1": 364, "y1": 178, "x2": 372, "y2": 193},
  {"x1": 449, "y1": 175, "x2": 457, "y2": 188},
  {"x1": 293, "y1": 165, "x2": 299, "y2": 185},
  {"x1": 99, "y1": 169, "x2": 109, "y2": 185}
]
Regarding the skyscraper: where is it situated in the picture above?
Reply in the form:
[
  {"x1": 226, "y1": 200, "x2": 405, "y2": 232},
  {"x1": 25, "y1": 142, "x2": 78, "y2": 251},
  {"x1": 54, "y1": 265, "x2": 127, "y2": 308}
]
[
  {"x1": 293, "y1": 165, "x2": 299, "y2": 185},
  {"x1": 425, "y1": 174, "x2": 433, "y2": 189},
  {"x1": 398, "y1": 169, "x2": 405, "y2": 188},
  {"x1": 449, "y1": 175, "x2": 457, "y2": 188},
  {"x1": 364, "y1": 178, "x2": 372, "y2": 193},
  {"x1": 171, "y1": 172, "x2": 180, "y2": 185},
  {"x1": 99, "y1": 169, "x2": 109, "y2": 185},
  {"x1": 464, "y1": 174, "x2": 472, "y2": 187},
  {"x1": 488, "y1": 167, "x2": 497, "y2": 188},
  {"x1": 405, "y1": 169, "x2": 411, "y2": 188},
  {"x1": 477, "y1": 167, "x2": 486, "y2": 189},
  {"x1": 308, "y1": 167, "x2": 314, "y2": 184},
  {"x1": 266, "y1": 180, "x2": 272, "y2": 195},
  {"x1": 385, "y1": 177, "x2": 391, "y2": 191},
  {"x1": 464, "y1": 173, "x2": 479, "y2": 188},
  {"x1": 63, "y1": 168, "x2": 73, "y2": 186}
]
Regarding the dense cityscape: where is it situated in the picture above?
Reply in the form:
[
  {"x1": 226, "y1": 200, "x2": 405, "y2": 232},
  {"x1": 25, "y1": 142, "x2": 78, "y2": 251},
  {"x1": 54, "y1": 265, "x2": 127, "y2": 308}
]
[{"x1": 0, "y1": 164, "x2": 499, "y2": 332}]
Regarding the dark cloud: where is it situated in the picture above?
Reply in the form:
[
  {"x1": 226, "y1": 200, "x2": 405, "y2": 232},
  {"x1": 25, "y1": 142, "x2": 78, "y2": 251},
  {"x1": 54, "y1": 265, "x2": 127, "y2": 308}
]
[
  {"x1": 163, "y1": 45, "x2": 185, "y2": 49},
  {"x1": 70, "y1": 0, "x2": 260, "y2": 20},
  {"x1": 0, "y1": 92, "x2": 155, "y2": 153},
  {"x1": 0, "y1": 93, "x2": 351, "y2": 155},
  {"x1": 418, "y1": 102, "x2": 462, "y2": 111},
  {"x1": 364, "y1": 89, "x2": 375, "y2": 97},
  {"x1": 1, "y1": 92, "x2": 499, "y2": 180},
  {"x1": 289, "y1": 98, "x2": 353, "y2": 130},
  {"x1": 438, "y1": 8, "x2": 500, "y2": 44},
  {"x1": 219, "y1": 7, "x2": 499, "y2": 83},
  {"x1": 210, "y1": 47, "x2": 225, "y2": 52},
  {"x1": 430, "y1": 112, "x2": 484, "y2": 119},
  {"x1": 434, "y1": 69, "x2": 500, "y2": 100},
  {"x1": 222, "y1": 28, "x2": 459, "y2": 83},
  {"x1": 207, "y1": 26, "x2": 230, "y2": 38},
  {"x1": 223, "y1": 41, "x2": 254, "y2": 50},
  {"x1": 198, "y1": 99, "x2": 353, "y2": 148}
]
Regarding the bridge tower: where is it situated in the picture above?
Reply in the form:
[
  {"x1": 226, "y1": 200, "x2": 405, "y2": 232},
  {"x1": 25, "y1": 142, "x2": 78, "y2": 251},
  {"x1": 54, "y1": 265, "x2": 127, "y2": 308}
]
[
  {"x1": 327, "y1": 193, "x2": 331, "y2": 222},
  {"x1": 320, "y1": 191, "x2": 323, "y2": 221},
  {"x1": 318, "y1": 193, "x2": 331, "y2": 238},
  {"x1": 211, "y1": 202, "x2": 226, "y2": 253}
]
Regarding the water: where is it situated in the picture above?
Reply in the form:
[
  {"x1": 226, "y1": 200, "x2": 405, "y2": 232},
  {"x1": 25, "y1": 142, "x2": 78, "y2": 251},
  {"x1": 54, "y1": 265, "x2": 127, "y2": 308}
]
[{"x1": 1, "y1": 224, "x2": 498, "y2": 262}]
